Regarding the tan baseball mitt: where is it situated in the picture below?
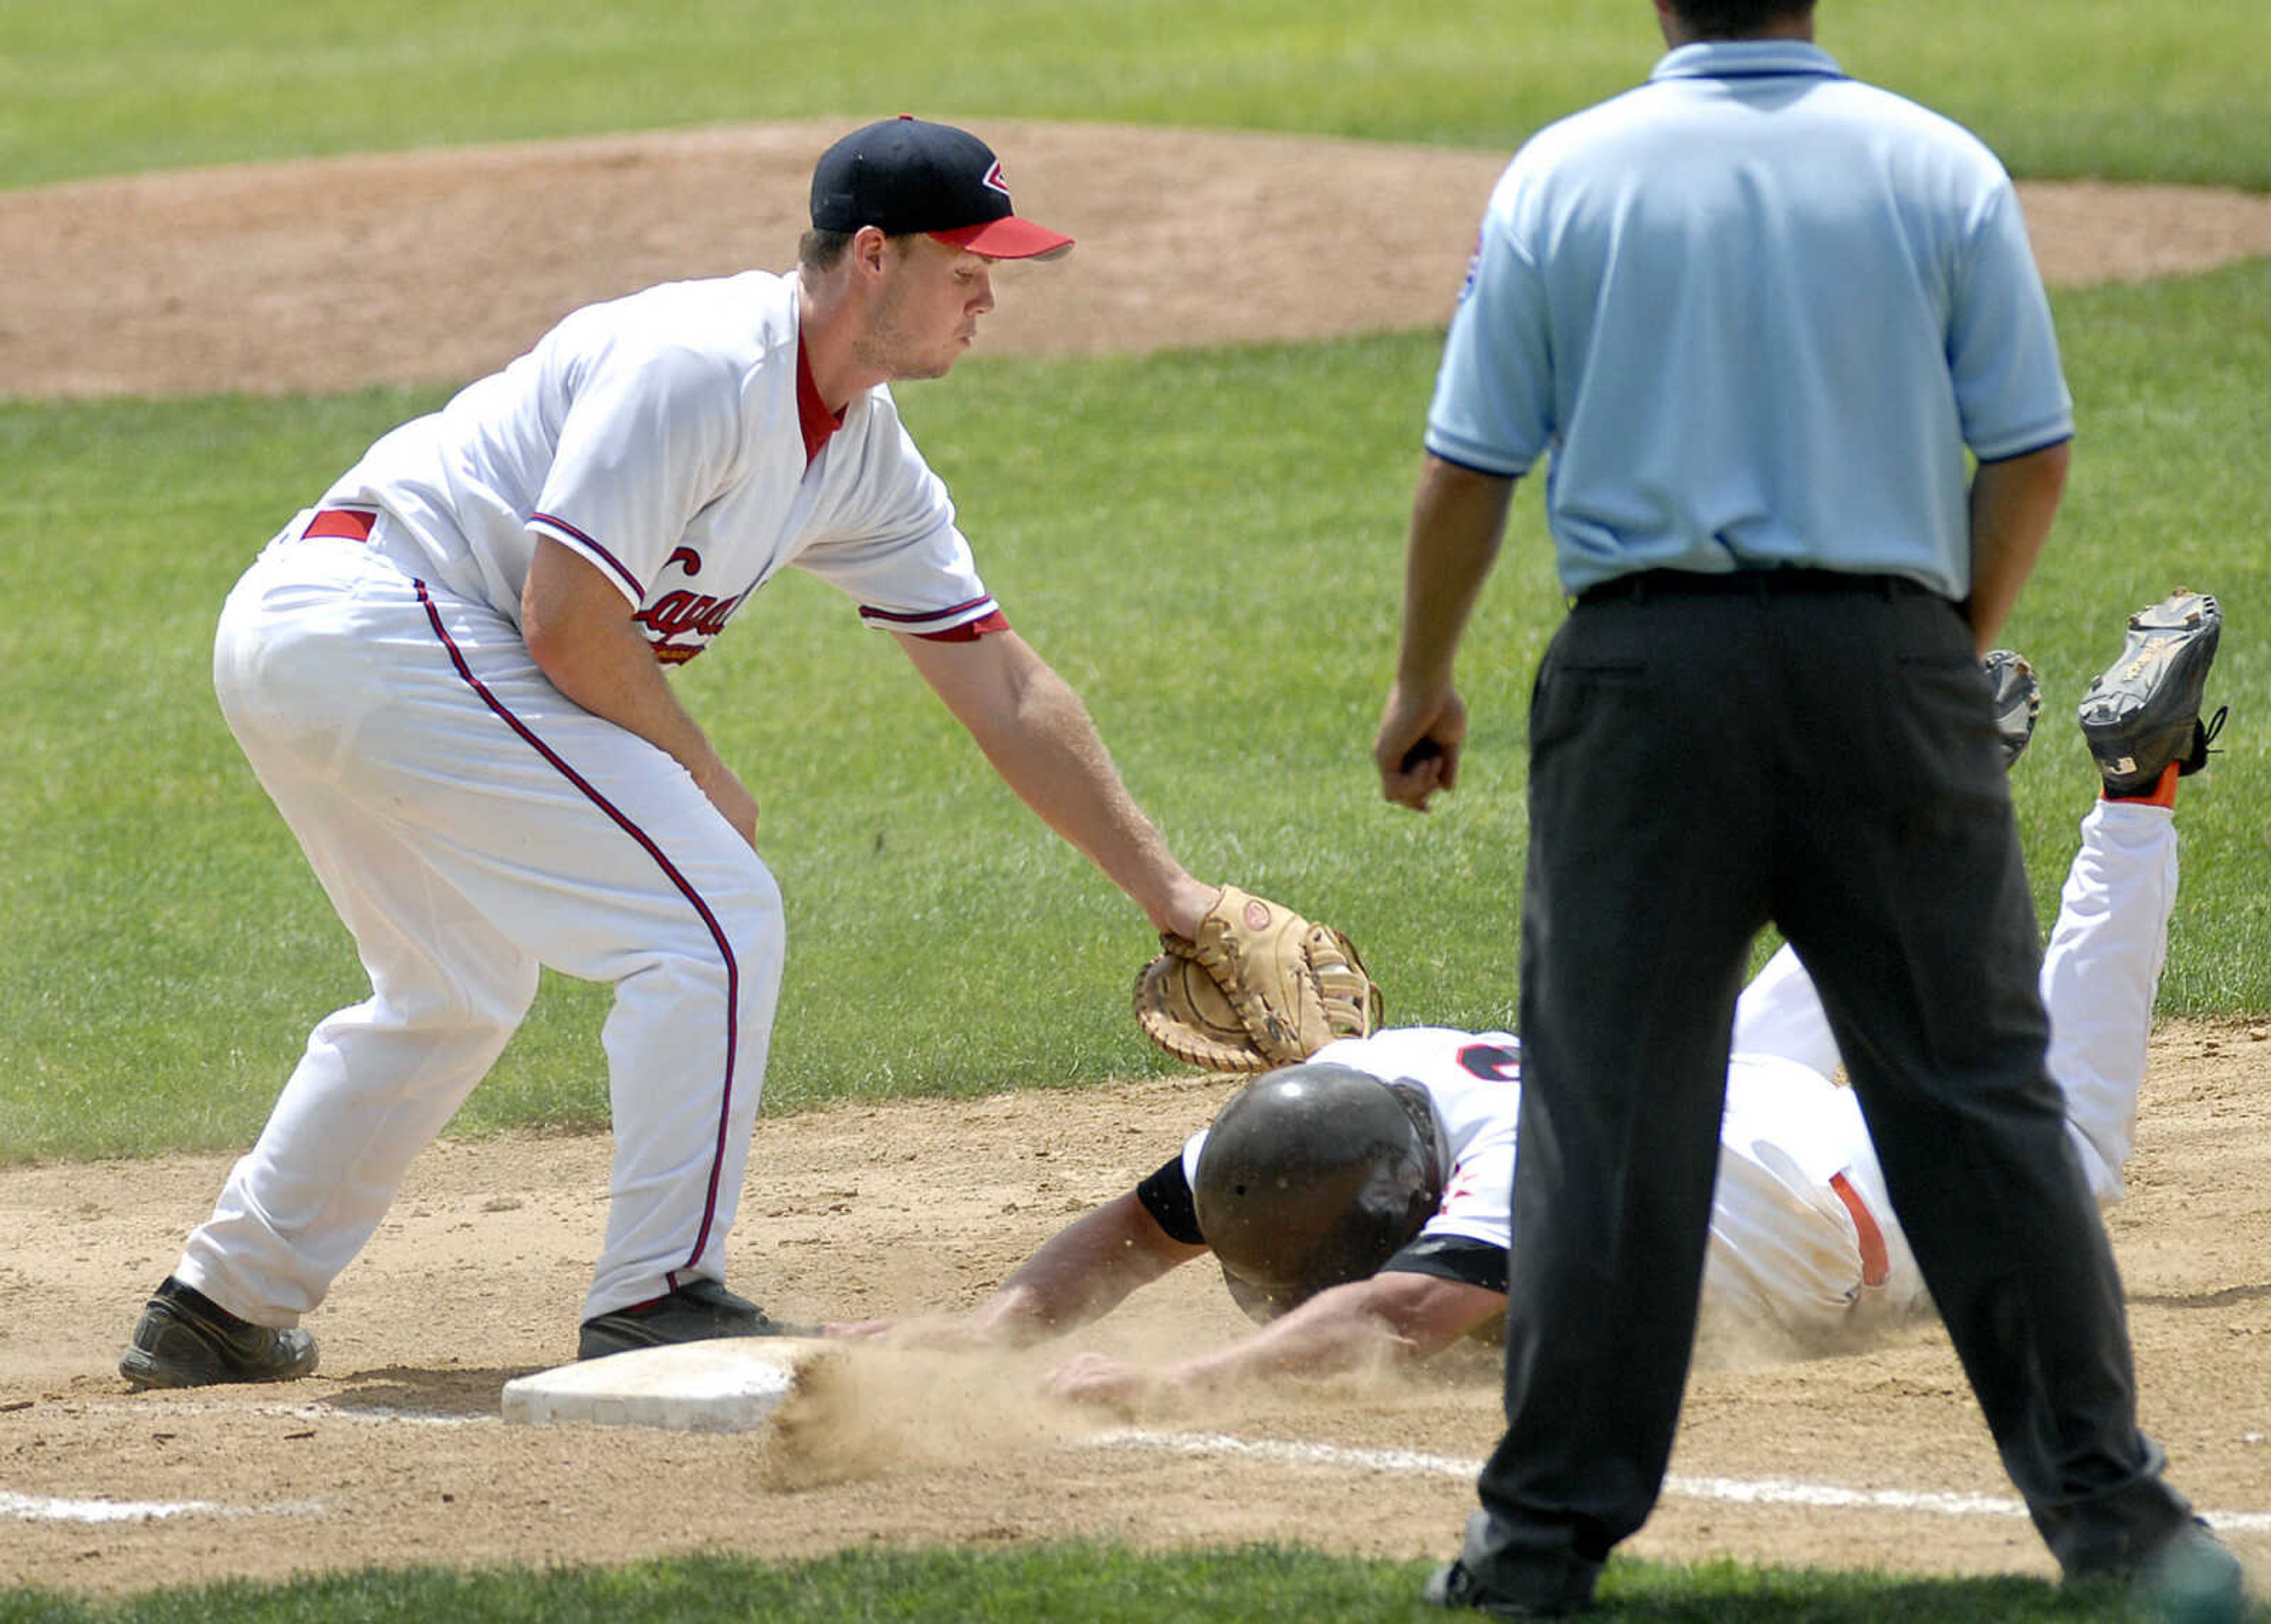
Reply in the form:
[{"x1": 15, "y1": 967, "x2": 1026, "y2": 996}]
[
  {"x1": 1133, "y1": 938, "x2": 1275, "y2": 1073},
  {"x1": 1133, "y1": 887, "x2": 1382, "y2": 1072}
]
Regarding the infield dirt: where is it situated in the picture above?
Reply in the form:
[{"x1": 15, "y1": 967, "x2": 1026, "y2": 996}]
[{"x1": 2, "y1": 123, "x2": 2267, "y2": 1599}]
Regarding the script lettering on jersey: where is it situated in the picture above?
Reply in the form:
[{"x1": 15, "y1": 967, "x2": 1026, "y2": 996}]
[
  {"x1": 633, "y1": 547, "x2": 751, "y2": 665},
  {"x1": 1457, "y1": 1042, "x2": 1521, "y2": 1083}
]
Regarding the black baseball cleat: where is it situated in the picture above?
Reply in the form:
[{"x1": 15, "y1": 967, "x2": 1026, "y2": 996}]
[
  {"x1": 577, "y1": 1276, "x2": 814, "y2": 1360},
  {"x1": 118, "y1": 1276, "x2": 319, "y2": 1390},
  {"x1": 1981, "y1": 649, "x2": 2042, "y2": 769},
  {"x1": 2079, "y1": 589, "x2": 2226, "y2": 798}
]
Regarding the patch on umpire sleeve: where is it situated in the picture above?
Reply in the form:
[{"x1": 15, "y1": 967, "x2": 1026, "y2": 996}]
[{"x1": 1136, "y1": 1156, "x2": 1204, "y2": 1246}]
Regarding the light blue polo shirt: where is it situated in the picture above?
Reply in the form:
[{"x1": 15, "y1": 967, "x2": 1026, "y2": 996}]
[{"x1": 1425, "y1": 41, "x2": 2073, "y2": 599}]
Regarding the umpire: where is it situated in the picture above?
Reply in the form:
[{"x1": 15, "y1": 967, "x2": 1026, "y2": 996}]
[{"x1": 1372, "y1": 1, "x2": 2243, "y2": 1617}]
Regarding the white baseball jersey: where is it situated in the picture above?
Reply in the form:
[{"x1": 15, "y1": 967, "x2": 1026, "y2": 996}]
[
  {"x1": 177, "y1": 268, "x2": 1019, "y2": 1332},
  {"x1": 1143, "y1": 799, "x2": 2177, "y2": 1357},
  {"x1": 319, "y1": 270, "x2": 1000, "y2": 660}
]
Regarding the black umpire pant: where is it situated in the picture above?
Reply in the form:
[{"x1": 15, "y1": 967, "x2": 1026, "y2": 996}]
[{"x1": 1464, "y1": 572, "x2": 2195, "y2": 1612}]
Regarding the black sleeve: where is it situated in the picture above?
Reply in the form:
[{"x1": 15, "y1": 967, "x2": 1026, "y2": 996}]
[
  {"x1": 1134, "y1": 1154, "x2": 1205, "y2": 1246},
  {"x1": 1379, "y1": 1233, "x2": 1507, "y2": 1295}
]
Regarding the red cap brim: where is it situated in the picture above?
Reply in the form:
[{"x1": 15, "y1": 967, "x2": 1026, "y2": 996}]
[{"x1": 931, "y1": 216, "x2": 1075, "y2": 261}]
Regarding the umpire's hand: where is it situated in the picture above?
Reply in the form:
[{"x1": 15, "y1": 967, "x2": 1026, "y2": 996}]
[{"x1": 1374, "y1": 682, "x2": 1468, "y2": 811}]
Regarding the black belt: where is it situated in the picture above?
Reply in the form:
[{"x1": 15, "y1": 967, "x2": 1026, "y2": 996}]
[{"x1": 1575, "y1": 568, "x2": 1929, "y2": 607}]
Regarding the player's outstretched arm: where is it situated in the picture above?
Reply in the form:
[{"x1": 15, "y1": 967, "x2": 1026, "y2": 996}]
[
  {"x1": 1045, "y1": 1269, "x2": 1506, "y2": 1407},
  {"x1": 894, "y1": 628, "x2": 1218, "y2": 939},
  {"x1": 827, "y1": 1190, "x2": 1206, "y2": 1350}
]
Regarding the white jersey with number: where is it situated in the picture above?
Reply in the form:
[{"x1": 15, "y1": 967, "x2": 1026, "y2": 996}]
[{"x1": 318, "y1": 270, "x2": 997, "y2": 662}]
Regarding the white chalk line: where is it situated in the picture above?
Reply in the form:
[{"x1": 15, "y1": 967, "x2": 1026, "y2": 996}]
[
  {"x1": 15, "y1": 1406, "x2": 2267, "y2": 1534},
  {"x1": 4, "y1": 1397, "x2": 487, "y2": 1524},
  {"x1": 1092, "y1": 1430, "x2": 2271, "y2": 1536},
  {"x1": 2, "y1": 1489, "x2": 325, "y2": 1525}
]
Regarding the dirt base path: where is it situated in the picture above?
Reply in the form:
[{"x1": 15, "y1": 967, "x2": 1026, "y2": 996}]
[
  {"x1": 3, "y1": 1023, "x2": 2267, "y2": 1597},
  {"x1": 3, "y1": 123, "x2": 2268, "y2": 1600}
]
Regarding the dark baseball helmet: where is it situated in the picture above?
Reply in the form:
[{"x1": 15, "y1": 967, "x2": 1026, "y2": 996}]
[{"x1": 1193, "y1": 1062, "x2": 1449, "y2": 1324}]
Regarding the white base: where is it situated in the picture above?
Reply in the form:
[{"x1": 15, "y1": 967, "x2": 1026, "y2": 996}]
[{"x1": 499, "y1": 1336, "x2": 829, "y2": 1432}]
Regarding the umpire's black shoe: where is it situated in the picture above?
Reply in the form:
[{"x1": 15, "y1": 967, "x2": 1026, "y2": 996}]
[
  {"x1": 1424, "y1": 1560, "x2": 1579, "y2": 1619},
  {"x1": 2131, "y1": 1519, "x2": 2249, "y2": 1622},
  {"x1": 2080, "y1": 589, "x2": 2226, "y2": 798},
  {"x1": 2066, "y1": 1518, "x2": 2248, "y2": 1623},
  {"x1": 577, "y1": 1277, "x2": 811, "y2": 1360},
  {"x1": 118, "y1": 1276, "x2": 319, "y2": 1390},
  {"x1": 1423, "y1": 1512, "x2": 1596, "y2": 1618}
]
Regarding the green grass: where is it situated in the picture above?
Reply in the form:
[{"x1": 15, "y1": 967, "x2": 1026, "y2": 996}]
[
  {"x1": 3, "y1": 263, "x2": 2269, "y2": 1162},
  {"x1": 0, "y1": 1544, "x2": 2185, "y2": 1622},
  {"x1": 1, "y1": 0, "x2": 2267, "y2": 192}
]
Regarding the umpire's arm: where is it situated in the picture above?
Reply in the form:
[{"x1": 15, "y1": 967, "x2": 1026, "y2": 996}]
[
  {"x1": 1376, "y1": 455, "x2": 1518, "y2": 811},
  {"x1": 1965, "y1": 440, "x2": 2070, "y2": 652}
]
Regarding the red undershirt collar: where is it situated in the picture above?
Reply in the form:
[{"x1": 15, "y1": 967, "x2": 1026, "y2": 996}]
[{"x1": 795, "y1": 337, "x2": 848, "y2": 466}]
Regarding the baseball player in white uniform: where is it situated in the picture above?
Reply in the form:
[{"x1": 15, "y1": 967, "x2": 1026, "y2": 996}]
[
  {"x1": 835, "y1": 748, "x2": 2194, "y2": 1406},
  {"x1": 120, "y1": 118, "x2": 1232, "y2": 1387}
]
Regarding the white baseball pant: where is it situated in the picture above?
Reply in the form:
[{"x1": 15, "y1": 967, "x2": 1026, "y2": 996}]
[
  {"x1": 1709, "y1": 797, "x2": 2178, "y2": 1348},
  {"x1": 177, "y1": 520, "x2": 784, "y2": 1327}
]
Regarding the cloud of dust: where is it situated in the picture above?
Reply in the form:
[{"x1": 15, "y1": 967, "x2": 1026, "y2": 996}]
[
  {"x1": 759, "y1": 1295, "x2": 1496, "y2": 1492},
  {"x1": 760, "y1": 1341, "x2": 1089, "y2": 1492}
]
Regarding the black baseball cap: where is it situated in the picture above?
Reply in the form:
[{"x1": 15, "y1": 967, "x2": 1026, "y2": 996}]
[{"x1": 809, "y1": 117, "x2": 1075, "y2": 261}]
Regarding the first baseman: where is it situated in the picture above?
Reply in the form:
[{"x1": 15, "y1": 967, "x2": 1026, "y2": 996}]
[
  {"x1": 120, "y1": 118, "x2": 1233, "y2": 1386},
  {"x1": 836, "y1": 627, "x2": 2217, "y2": 1409}
]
